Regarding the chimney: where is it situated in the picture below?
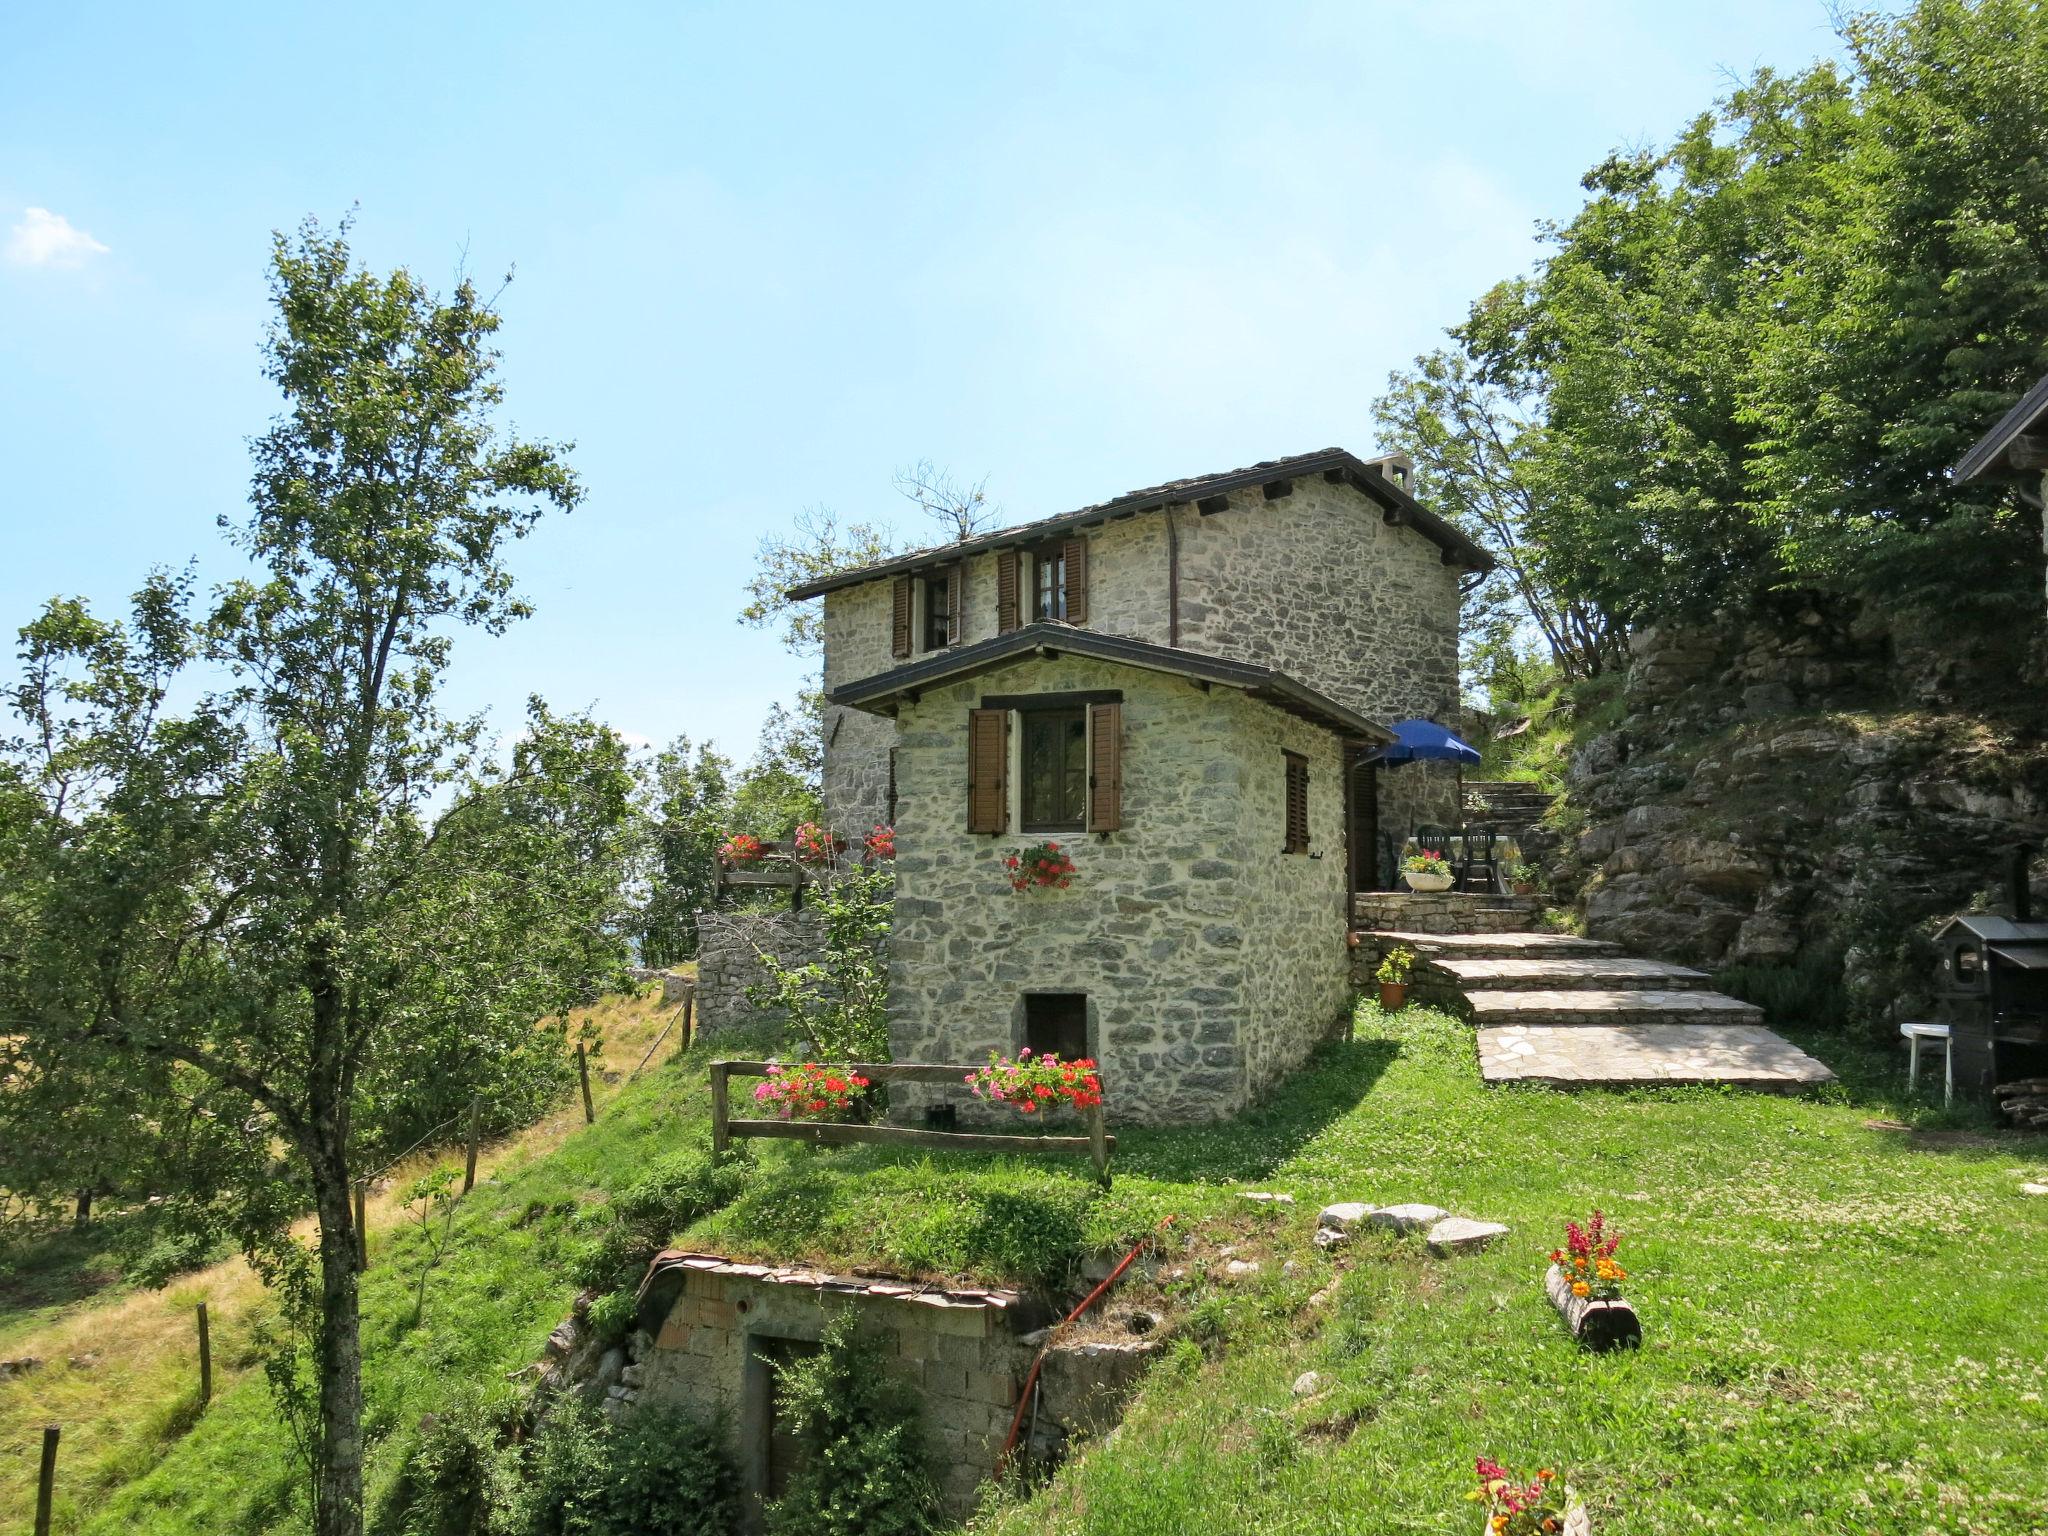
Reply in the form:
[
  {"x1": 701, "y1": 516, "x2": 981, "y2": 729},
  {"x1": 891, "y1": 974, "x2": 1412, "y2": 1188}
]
[{"x1": 1366, "y1": 451, "x2": 1415, "y2": 494}]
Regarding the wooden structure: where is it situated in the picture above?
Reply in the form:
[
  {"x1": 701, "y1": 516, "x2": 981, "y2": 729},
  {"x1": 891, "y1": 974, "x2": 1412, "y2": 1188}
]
[
  {"x1": 715, "y1": 842, "x2": 815, "y2": 910},
  {"x1": 1544, "y1": 1264, "x2": 1642, "y2": 1352},
  {"x1": 709, "y1": 1059, "x2": 1113, "y2": 1183}
]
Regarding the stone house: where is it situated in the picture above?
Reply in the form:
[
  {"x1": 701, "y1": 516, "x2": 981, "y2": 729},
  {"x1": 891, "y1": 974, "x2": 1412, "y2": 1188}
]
[{"x1": 784, "y1": 447, "x2": 1490, "y2": 1123}]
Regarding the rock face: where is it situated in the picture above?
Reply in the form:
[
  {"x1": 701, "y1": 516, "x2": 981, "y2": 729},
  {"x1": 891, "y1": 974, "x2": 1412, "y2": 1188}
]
[{"x1": 1534, "y1": 601, "x2": 2048, "y2": 1036}]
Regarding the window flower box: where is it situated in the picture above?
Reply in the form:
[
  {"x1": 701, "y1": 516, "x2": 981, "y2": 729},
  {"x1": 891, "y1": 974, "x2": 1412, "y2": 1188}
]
[{"x1": 1005, "y1": 840, "x2": 1076, "y2": 891}]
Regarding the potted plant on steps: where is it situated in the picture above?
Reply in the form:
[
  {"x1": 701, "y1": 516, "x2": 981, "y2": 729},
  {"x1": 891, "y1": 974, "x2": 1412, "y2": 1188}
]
[
  {"x1": 1403, "y1": 849, "x2": 1455, "y2": 892},
  {"x1": 1375, "y1": 945, "x2": 1416, "y2": 1011},
  {"x1": 1509, "y1": 862, "x2": 1540, "y2": 897}
]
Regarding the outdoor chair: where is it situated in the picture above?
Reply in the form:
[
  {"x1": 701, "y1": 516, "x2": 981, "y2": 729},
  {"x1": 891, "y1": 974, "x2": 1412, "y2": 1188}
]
[{"x1": 1460, "y1": 824, "x2": 1501, "y2": 893}]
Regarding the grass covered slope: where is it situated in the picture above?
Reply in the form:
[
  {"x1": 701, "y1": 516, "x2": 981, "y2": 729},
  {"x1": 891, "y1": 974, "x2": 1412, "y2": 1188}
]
[
  {"x1": 10, "y1": 993, "x2": 2048, "y2": 1534},
  {"x1": 0, "y1": 987, "x2": 693, "y2": 1534},
  {"x1": 989, "y1": 1009, "x2": 2048, "y2": 1536}
]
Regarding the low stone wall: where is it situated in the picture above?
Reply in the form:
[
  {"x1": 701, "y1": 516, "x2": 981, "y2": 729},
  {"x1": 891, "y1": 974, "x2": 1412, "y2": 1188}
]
[
  {"x1": 692, "y1": 910, "x2": 826, "y2": 1038},
  {"x1": 1352, "y1": 891, "x2": 1539, "y2": 935}
]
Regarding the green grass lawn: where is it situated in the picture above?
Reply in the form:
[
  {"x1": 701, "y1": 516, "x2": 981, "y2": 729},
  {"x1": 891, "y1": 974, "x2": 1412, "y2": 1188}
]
[{"x1": 18, "y1": 998, "x2": 2048, "y2": 1535}]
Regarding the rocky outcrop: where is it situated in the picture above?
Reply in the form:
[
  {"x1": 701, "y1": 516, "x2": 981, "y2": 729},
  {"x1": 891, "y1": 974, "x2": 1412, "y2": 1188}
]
[{"x1": 1535, "y1": 600, "x2": 2048, "y2": 1036}]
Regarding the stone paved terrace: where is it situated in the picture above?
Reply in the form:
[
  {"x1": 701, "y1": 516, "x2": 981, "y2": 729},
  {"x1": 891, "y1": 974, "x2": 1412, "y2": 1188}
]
[
  {"x1": 1477, "y1": 1023, "x2": 1836, "y2": 1092},
  {"x1": 1436, "y1": 956, "x2": 1712, "y2": 990},
  {"x1": 1360, "y1": 920, "x2": 1834, "y2": 1091}
]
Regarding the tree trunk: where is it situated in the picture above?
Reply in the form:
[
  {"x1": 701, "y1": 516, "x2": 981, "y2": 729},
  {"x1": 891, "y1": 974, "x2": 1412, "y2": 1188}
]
[
  {"x1": 312, "y1": 1161, "x2": 365, "y2": 1536},
  {"x1": 73, "y1": 1187, "x2": 93, "y2": 1230}
]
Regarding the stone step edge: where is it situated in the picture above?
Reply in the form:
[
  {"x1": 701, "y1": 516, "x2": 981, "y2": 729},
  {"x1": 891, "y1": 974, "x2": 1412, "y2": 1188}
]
[
  {"x1": 1354, "y1": 930, "x2": 1626, "y2": 955},
  {"x1": 1443, "y1": 968, "x2": 1717, "y2": 992},
  {"x1": 1465, "y1": 990, "x2": 1765, "y2": 1024}
]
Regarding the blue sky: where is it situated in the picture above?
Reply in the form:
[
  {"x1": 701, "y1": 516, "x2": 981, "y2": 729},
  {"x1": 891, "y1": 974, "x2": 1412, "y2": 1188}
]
[{"x1": 1, "y1": 2, "x2": 1860, "y2": 762}]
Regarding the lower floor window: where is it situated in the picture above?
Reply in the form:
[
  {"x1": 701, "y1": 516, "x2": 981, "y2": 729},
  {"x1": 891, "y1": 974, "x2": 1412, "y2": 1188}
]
[
  {"x1": 1020, "y1": 707, "x2": 1087, "y2": 831},
  {"x1": 1024, "y1": 992, "x2": 1089, "y2": 1062}
]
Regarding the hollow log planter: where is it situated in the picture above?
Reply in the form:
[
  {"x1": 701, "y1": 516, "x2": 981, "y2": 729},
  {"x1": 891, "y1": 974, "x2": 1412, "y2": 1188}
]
[{"x1": 1545, "y1": 1264, "x2": 1641, "y2": 1352}]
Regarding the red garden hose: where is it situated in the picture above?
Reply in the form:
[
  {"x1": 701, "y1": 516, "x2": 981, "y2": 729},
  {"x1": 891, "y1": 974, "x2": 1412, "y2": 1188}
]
[{"x1": 995, "y1": 1214, "x2": 1176, "y2": 1477}]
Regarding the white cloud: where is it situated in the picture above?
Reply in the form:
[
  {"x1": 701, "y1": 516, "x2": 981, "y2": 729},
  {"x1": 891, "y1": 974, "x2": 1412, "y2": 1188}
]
[{"x1": 5, "y1": 207, "x2": 110, "y2": 269}]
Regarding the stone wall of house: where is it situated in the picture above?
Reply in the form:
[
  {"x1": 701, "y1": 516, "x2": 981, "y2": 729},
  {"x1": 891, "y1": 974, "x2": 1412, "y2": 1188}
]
[
  {"x1": 1229, "y1": 704, "x2": 1355, "y2": 1098},
  {"x1": 630, "y1": 1255, "x2": 1155, "y2": 1524},
  {"x1": 693, "y1": 909, "x2": 825, "y2": 1038},
  {"x1": 817, "y1": 476, "x2": 1468, "y2": 835},
  {"x1": 1534, "y1": 598, "x2": 2048, "y2": 1035},
  {"x1": 1173, "y1": 476, "x2": 1465, "y2": 726},
  {"x1": 888, "y1": 651, "x2": 1349, "y2": 1124}
]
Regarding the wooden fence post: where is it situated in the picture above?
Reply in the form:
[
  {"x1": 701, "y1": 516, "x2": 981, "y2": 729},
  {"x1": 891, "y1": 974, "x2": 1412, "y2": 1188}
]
[
  {"x1": 196, "y1": 1303, "x2": 212, "y2": 1405},
  {"x1": 34, "y1": 1423, "x2": 59, "y2": 1536},
  {"x1": 1088, "y1": 1103, "x2": 1110, "y2": 1188},
  {"x1": 463, "y1": 1099, "x2": 481, "y2": 1195},
  {"x1": 709, "y1": 1061, "x2": 731, "y2": 1160},
  {"x1": 683, "y1": 990, "x2": 695, "y2": 1050},
  {"x1": 353, "y1": 1184, "x2": 369, "y2": 1272},
  {"x1": 577, "y1": 1045, "x2": 596, "y2": 1124}
]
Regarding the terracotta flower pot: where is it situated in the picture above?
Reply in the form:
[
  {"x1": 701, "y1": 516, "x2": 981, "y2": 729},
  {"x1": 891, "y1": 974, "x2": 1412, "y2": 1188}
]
[{"x1": 1379, "y1": 981, "x2": 1408, "y2": 1011}]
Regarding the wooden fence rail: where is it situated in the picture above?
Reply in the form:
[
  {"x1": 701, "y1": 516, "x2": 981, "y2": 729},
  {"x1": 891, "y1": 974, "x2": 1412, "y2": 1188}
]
[{"x1": 708, "y1": 1059, "x2": 1114, "y2": 1183}]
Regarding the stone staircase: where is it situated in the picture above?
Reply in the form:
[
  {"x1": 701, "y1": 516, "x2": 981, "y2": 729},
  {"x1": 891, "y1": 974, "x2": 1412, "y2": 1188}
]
[
  {"x1": 1358, "y1": 921, "x2": 1834, "y2": 1092},
  {"x1": 1460, "y1": 779, "x2": 1558, "y2": 832}
]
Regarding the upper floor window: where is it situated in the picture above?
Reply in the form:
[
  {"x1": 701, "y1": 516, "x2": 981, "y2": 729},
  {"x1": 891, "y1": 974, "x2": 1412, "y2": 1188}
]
[
  {"x1": 1033, "y1": 548, "x2": 1068, "y2": 622},
  {"x1": 923, "y1": 570, "x2": 956, "y2": 651},
  {"x1": 998, "y1": 539, "x2": 1088, "y2": 632}
]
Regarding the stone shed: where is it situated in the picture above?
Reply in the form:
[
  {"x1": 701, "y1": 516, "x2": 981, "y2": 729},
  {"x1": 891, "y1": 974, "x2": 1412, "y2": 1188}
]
[{"x1": 629, "y1": 1251, "x2": 1155, "y2": 1525}]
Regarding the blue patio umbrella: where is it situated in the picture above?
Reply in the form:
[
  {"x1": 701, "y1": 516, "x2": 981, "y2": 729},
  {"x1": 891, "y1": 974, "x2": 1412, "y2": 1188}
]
[{"x1": 1368, "y1": 718, "x2": 1482, "y2": 766}]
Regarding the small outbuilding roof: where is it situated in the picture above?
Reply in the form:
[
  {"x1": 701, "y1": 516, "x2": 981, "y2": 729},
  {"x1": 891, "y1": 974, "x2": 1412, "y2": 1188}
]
[
  {"x1": 827, "y1": 622, "x2": 1396, "y2": 745},
  {"x1": 1954, "y1": 371, "x2": 2048, "y2": 483},
  {"x1": 785, "y1": 446, "x2": 1493, "y2": 600}
]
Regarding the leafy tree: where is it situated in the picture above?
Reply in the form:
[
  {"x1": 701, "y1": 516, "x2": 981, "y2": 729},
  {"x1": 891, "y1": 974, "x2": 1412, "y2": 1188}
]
[
  {"x1": 1381, "y1": 2, "x2": 2048, "y2": 637},
  {"x1": 744, "y1": 868, "x2": 893, "y2": 1060},
  {"x1": 740, "y1": 506, "x2": 899, "y2": 656},
  {"x1": 633, "y1": 734, "x2": 733, "y2": 965},
  {"x1": 1745, "y1": 0, "x2": 2048, "y2": 611},
  {"x1": 731, "y1": 695, "x2": 825, "y2": 843},
  {"x1": 0, "y1": 220, "x2": 633, "y2": 1536}
]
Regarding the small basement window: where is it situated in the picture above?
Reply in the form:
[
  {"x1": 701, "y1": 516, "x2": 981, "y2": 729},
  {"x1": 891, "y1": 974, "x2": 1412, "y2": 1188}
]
[{"x1": 1024, "y1": 992, "x2": 1089, "y2": 1062}]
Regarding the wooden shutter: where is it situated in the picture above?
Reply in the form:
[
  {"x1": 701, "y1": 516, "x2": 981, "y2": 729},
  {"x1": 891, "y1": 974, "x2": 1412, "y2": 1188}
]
[
  {"x1": 1063, "y1": 536, "x2": 1088, "y2": 624},
  {"x1": 996, "y1": 550, "x2": 1021, "y2": 632},
  {"x1": 890, "y1": 575, "x2": 913, "y2": 658},
  {"x1": 967, "y1": 708, "x2": 1009, "y2": 833},
  {"x1": 944, "y1": 564, "x2": 963, "y2": 645},
  {"x1": 1087, "y1": 700, "x2": 1122, "y2": 832},
  {"x1": 1283, "y1": 752, "x2": 1310, "y2": 854}
]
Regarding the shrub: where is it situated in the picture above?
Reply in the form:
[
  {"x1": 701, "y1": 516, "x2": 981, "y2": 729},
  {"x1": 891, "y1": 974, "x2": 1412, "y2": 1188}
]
[
  {"x1": 569, "y1": 1151, "x2": 748, "y2": 1293},
  {"x1": 583, "y1": 1288, "x2": 638, "y2": 1348},
  {"x1": 510, "y1": 1400, "x2": 737, "y2": 1536},
  {"x1": 594, "y1": 1408, "x2": 739, "y2": 1536},
  {"x1": 393, "y1": 1388, "x2": 521, "y2": 1536},
  {"x1": 765, "y1": 1309, "x2": 939, "y2": 1536}
]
